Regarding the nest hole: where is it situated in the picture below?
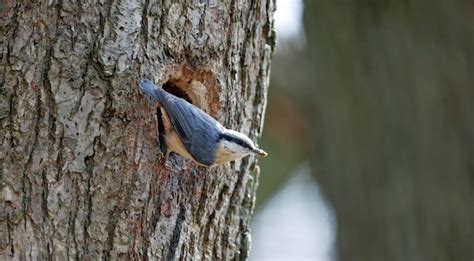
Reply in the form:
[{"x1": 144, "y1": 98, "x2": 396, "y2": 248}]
[
  {"x1": 162, "y1": 82, "x2": 193, "y2": 104},
  {"x1": 156, "y1": 107, "x2": 167, "y2": 155},
  {"x1": 162, "y1": 65, "x2": 220, "y2": 116}
]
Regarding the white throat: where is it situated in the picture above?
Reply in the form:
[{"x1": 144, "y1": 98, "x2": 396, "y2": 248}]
[
  {"x1": 214, "y1": 139, "x2": 251, "y2": 165},
  {"x1": 213, "y1": 129, "x2": 258, "y2": 165}
]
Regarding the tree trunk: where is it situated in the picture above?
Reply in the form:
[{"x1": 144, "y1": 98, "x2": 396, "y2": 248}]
[
  {"x1": 301, "y1": 2, "x2": 474, "y2": 260},
  {"x1": 0, "y1": 0, "x2": 274, "y2": 259}
]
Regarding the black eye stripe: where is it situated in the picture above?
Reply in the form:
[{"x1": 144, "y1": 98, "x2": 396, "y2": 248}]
[{"x1": 220, "y1": 133, "x2": 252, "y2": 150}]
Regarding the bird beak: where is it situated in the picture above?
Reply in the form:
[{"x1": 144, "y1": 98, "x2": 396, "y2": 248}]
[{"x1": 253, "y1": 148, "x2": 268, "y2": 157}]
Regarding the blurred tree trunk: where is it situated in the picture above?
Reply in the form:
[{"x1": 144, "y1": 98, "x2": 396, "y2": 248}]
[
  {"x1": 0, "y1": 0, "x2": 274, "y2": 259},
  {"x1": 299, "y1": 1, "x2": 474, "y2": 260}
]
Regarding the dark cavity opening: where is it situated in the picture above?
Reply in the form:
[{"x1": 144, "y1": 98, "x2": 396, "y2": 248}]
[
  {"x1": 162, "y1": 82, "x2": 193, "y2": 104},
  {"x1": 156, "y1": 107, "x2": 167, "y2": 155}
]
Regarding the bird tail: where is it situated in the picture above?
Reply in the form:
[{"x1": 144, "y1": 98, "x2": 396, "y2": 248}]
[{"x1": 139, "y1": 79, "x2": 167, "y2": 101}]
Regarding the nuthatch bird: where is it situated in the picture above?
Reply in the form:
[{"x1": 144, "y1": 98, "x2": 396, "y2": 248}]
[{"x1": 139, "y1": 79, "x2": 267, "y2": 167}]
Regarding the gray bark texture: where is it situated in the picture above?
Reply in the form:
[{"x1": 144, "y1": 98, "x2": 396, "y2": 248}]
[{"x1": 0, "y1": 0, "x2": 274, "y2": 259}]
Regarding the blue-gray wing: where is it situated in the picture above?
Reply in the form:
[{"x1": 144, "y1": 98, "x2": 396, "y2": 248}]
[
  {"x1": 140, "y1": 80, "x2": 221, "y2": 166},
  {"x1": 162, "y1": 95, "x2": 223, "y2": 166}
]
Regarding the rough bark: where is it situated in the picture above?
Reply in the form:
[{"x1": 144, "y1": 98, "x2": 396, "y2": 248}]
[{"x1": 0, "y1": 0, "x2": 274, "y2": 259}]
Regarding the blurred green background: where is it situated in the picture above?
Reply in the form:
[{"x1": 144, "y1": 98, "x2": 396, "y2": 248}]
[{"x1": 254, "y1": 1, "x2": 474, "y2": 260}]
